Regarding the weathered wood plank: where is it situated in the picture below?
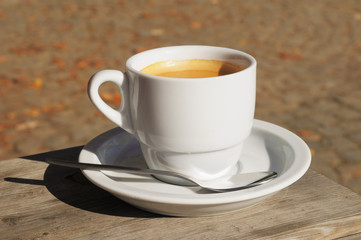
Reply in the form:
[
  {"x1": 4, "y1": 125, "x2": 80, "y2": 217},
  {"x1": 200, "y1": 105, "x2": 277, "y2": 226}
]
[{"x1": 1, "y1": 157, "x2": 361, "y2": 239}]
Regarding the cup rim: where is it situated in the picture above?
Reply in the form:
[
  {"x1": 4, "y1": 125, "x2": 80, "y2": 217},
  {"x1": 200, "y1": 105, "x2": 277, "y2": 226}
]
[{"x1": 125, "y1": 45, "x2": 256, "y2": 81}]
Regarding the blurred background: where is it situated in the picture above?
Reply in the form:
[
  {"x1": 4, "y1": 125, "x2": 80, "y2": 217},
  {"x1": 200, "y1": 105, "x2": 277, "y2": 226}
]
[{"x1": 0, "y1": 0, "x2": 360, "y2": 193}]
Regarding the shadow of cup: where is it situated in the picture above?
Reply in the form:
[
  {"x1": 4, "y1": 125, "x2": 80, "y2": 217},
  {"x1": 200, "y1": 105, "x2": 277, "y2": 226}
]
[{"x1": 20, "y1": 146, "x2": 162, "y2": 218}]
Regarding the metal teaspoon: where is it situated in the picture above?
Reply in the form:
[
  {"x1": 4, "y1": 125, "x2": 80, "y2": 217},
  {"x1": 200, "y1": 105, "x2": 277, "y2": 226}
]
[{"x1": 46, "y1": 158, "x2": 277, "y2": 192}]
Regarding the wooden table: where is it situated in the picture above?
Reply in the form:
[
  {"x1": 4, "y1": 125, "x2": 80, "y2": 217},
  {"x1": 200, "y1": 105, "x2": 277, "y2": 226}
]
[{"x1": 1, "y1": 146, "x2": 361, "y2": 239}]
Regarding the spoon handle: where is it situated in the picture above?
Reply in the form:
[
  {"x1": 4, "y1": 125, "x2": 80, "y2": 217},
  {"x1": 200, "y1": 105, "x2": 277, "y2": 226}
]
[{"x1": 46, "y1": 158, "x2": 190, "y2": 180}]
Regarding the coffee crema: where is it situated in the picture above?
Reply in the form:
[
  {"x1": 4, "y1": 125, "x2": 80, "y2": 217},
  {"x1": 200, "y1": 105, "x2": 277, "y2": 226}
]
[{"x1": 140, "y1": 59, "x2": 246, "y2": 78}]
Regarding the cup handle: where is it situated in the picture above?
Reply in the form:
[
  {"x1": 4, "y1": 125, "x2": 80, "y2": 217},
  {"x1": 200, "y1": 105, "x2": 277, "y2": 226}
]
[{"x1": 88, "y1": 70, "x2": 134, "y2": 134}]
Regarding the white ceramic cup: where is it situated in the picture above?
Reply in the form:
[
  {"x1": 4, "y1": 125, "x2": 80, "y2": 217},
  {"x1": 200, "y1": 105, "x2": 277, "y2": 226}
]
[{"x1": 88, "y1": 45, "x2": 256, "y2": 185}]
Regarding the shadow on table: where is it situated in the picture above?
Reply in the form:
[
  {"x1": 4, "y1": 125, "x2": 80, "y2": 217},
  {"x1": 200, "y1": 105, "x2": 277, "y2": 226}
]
[{"x1": 18, "y1": 146, "x2": 163, "y2": 218}]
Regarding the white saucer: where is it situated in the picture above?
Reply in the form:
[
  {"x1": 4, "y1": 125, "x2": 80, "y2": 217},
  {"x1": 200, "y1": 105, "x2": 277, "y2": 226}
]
[{"x1": 79, "y1": 119, "x2": 311, "y2": 217}]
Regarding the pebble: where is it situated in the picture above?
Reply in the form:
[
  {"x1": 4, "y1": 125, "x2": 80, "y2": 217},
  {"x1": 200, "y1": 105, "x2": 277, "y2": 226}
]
[{"x1": 339, "y1": 149, "x2": 361, "y2": 163}]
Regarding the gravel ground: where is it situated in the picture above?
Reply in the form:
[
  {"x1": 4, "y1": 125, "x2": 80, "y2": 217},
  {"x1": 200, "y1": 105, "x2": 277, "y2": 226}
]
[{"x1": 1, "y1": 0, "x2": 361, "y2": 193}]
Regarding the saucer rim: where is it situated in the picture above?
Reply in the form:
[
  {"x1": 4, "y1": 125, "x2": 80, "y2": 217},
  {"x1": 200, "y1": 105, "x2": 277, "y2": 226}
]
[{"x1": 79, "y1": 119, "x2": 311, "y2": 205}]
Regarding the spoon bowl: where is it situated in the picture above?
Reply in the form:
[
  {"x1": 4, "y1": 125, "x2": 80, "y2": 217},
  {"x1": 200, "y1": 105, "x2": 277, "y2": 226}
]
[{"x1": 46, "y1": 158, "x2": 277, "y2": 192}]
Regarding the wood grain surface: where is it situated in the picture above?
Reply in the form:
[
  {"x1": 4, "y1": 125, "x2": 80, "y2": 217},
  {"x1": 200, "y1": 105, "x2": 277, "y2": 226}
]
[{"x1": 1, "y1": 150, "x2": 361, "y2": 239}]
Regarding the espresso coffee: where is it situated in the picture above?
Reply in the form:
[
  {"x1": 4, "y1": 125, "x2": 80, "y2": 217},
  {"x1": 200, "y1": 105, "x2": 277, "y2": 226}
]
[{"x1": 140, "y1": 59, "x2": 246, "y2": 78}]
